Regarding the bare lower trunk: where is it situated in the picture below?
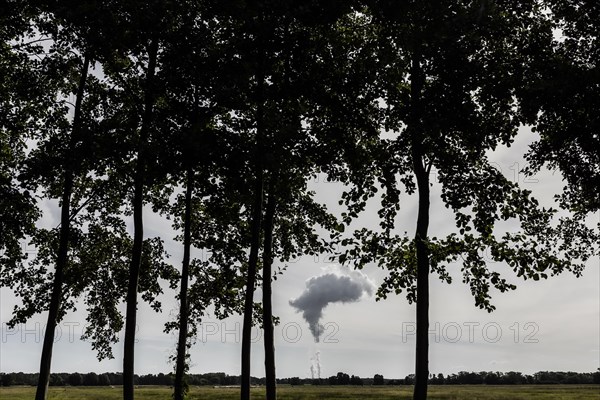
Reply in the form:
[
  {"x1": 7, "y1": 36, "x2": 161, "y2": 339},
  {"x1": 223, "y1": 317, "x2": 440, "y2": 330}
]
[
  {"x1": 240, "y1": 171, "x2": 263, "y2": 400},
  {"x1": 123, "y1": 37, "x2": 158, "y2": 400},
  {"x1": 123, "y1": 176, "x2": 144, "y2": 400},
  {"x1": 173, "y1": 167, "x2": 194, "y2": 400},
  {"x1": 262, "y1": 187, "x2": 277, "y2": 400},
  {"x1": 412, "y1": 161, "x2": 430, "y2": 400},
  {"x1": 409, "y1": 45, "x2": 430, "y2": 400},
  {"x1": 35, "y1": 54, "x2": 89, "y2": 400}
]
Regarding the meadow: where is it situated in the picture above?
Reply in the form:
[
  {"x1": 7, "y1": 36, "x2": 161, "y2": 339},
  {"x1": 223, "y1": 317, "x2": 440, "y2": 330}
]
[{"x1": 1, "y1": 385, "x2": 599, "y2": 400}]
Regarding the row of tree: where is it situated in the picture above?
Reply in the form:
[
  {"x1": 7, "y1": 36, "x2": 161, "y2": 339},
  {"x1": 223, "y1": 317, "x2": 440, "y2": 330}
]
[
  {"x1": 0, "y1": 371, "x2": 245, "y2": 387},
  {"x1": 3, "y1": 370, "x2": 599, "y2": 387},
  {"x1": 1, "y1": 1, "x2": 597, "y2": 400},
  {"x1": 292, "y1": 370, "x2": 600, "y2": 386},
  {"x1": 420, "y1": 370, "x2": 600, "y2": 385}
]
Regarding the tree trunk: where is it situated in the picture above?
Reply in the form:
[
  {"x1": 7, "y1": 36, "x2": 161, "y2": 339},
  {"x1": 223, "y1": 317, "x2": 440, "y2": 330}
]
[
  {"x1": 35, "y1": 54, "x2": 89, "y2": 400},
  {"x1": 241, "y1": 29, "x2": 266, "y2": 400},
  {"x1": 123, "y1": 37, "x2": 158, "y2": 400},
  {"x1": 409, "y1": 47, "x2": 430, "y2": 400},
  {"x1": 240, "y1": 167, "x2": 263, "y2": 400},
  {"x1": 173, "y1": 166, "x2": 194, "y2": 400},
  {"x1": 412, "y1": 155, "x2": 430, "y2": 400},
  {"x1": 262, "y1": 184, "x2": 277, "y2": 400}
]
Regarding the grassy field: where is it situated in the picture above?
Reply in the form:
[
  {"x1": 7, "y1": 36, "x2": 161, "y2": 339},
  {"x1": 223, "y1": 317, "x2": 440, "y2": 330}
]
[{"x1": 1, "y1": 385, "x2": 598, "y2": 400}]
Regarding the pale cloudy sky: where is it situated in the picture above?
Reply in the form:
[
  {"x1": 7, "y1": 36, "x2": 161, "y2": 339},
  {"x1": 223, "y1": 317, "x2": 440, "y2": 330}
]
[{"x1": 1, "y1": 127, "x2": 598, "y2": 379}]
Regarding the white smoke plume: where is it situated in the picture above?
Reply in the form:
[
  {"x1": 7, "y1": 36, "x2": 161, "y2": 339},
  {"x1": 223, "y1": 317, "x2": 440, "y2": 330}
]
[
  {"x1": 289, "y1": 265, "x2": 375, "y2": 342},
  {"x1": 309, "y1": 351, "x2": 322, "y2": 379},
  {"x1": 316, "y1": 351, "x2": 321, "y2": 379}
]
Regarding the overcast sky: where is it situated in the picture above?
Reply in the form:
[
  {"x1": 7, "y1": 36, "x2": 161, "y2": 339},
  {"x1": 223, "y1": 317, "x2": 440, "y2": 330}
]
[{"x1": 1, "y1": 127, "x2": 598, "y2": 379}]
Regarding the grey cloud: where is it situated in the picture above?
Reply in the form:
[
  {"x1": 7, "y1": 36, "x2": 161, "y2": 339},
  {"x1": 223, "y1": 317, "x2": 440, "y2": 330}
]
[{"x1": 289, "y1": 267, "x2": 375, "y2": 342}]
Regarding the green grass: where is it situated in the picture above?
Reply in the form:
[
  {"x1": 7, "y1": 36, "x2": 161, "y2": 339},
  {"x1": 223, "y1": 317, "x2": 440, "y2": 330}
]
[{"x1": 1, "y1": 385, "x2": 599, "y2": 400}]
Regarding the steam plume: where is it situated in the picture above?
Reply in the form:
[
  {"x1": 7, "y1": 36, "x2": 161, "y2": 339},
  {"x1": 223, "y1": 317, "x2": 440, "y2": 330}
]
[
  {"x1": 289, "y1": 265, "x2": 375, "y2": 342},
  {"x1": 316, "y1": 351, "x2": 321, "y2": 379},
  {"x1": 310, "y1": 351, "x2": 322, "y2": 379}
]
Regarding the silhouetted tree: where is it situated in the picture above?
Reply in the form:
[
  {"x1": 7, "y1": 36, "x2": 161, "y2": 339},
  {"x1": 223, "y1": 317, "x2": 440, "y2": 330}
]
[
  {"x1": 373, "y1": 374, "x2": 384, "y2": 385},
  {"x1": 68, "y1": 373, "x2": 83, "y2": 386},
  {"x1": 336, "y1": 372, "x2": 350, "y2": 385},
  {"x1": 98, "y1": 374, "x2": 111, "y2": 386},
  {"x1": 341, "y1": 3, "x2": 599, "y2": 400},
  {"x1": 83, "y1": 372, "x2": 99, "y2": 386}
]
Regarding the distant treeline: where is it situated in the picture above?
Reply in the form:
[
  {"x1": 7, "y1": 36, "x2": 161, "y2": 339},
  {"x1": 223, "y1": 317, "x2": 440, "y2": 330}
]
[
  {"x1": 1, "y1": 370, "x2": 599, "y2": 387},
  {"x1": 290, "y1": 370, "x2": 600, "y2": 386}
]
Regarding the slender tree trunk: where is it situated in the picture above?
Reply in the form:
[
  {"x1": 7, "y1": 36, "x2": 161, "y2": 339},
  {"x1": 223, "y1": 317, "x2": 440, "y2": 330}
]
[
  {"x1": 35, "y1": 54, "x2": 89, "y2": 400},
  {"x1": 123, "y1": 38, "x2": 158, "y2": 400},
  {"x1": 173, "y1": 166, "x2": 194, "y2": 400},
  {"x1": 409, "y1": 46, "x2": 431, "y2": 400},
  {"x1": 241, "y1": 28, "x2": 266, "y2": 400},
  {"x1": 262, "y1": 185, "x2": 277, "y2": 400},
  {"x1": 412, "y1": 155, "x2": 430, "y2": 400},
  {"x1": 240, "y1": 166, "x2": 263, "y2": 400}
]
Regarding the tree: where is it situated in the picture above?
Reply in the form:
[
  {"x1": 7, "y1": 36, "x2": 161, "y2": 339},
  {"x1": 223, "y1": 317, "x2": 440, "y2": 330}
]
[
  {"x1": 0, "y1": 373, "x2": 14, "y2": 387},
  {"x1": 35, "y1": 50, "x2": 91, "y2": 400},
  {"x1": 154, "y1": 5, "x2": 211, "y2": 398},
  {"x1": 68, "y1": 373, "x2": 83, "y2": 386},
  {"x1": 340, "y1": 3, "x2": 599, "y2": 400},
  {"x1": 90, "y1": 3, "x2": 174, "y2": 398},
  {"x1": 289, "y1": 377, "x2": 303, "y2": 386},
  {"x1": 160, "y1": 27, "x2": 242, "y2": 400},
  {"x1": 49, "y1": 374, "x2": 65, "y2": 387},
  {"x1": 98, "y1": 374, "x2": 111, "y2": 386},
  {"x1": 235, "y1": 7, "x2": 267, "y2": 399},
  {"x1": 1, "y1": 2, "x2": 126, "y2": 397},
  {"x1": 436, "y1": 373, "x2": 445, "y2": 385},
  {"x1": 336, "y1": 372, "x2": 350, "y2": 385},
  {"x1": 142, "y1": 4, "x2": 273, "y2": 397},
  {"x1": 255, "y1": 7, "x2": 380, "y2": 399},
  {"x1": 373, "y1": 374, "x2": 384, "y2": 385},
  {"x1": 121, "y1": 33, "x2": 159, "y2": 400},
  {"x1": 1, "y1": 4, "x2": 153, "y2": 398},
  {"x1": 83, "y1": 372, "x2": 99, "y2": 386},
  {"x1": 0, "y1": 5, "x2": 99, "y2": 398},
  {"x1": 153, "y1": 4, "x2": 254, "y2": 399},
  {"x1": 171, "y1": 146, "x2": 195, "y2": 400}
]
